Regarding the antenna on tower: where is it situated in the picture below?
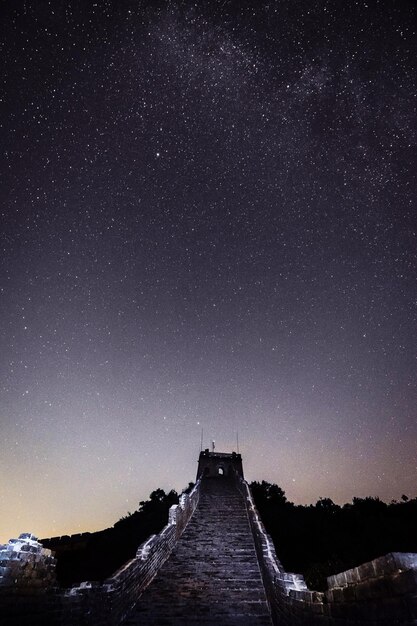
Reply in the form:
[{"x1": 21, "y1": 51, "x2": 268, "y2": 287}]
[
  {"x1": 236, "y1": 430, "x2": 239, "y2": 454},
  {"x1": 200, "y1": 428, "x2": 203, "y2": 453},
  {"x1": 212, "y1": 440, "x2": 215, "y2": 453}
]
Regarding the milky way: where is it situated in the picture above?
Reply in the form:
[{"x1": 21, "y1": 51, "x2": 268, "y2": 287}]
[{"x1": 1, "y1": 0, "x2": 416, "y2": 542}]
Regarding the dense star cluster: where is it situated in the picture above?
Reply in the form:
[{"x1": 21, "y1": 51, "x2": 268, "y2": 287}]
[{"x1": 1, "y1": 0, "x2": 416, "y2": 542}]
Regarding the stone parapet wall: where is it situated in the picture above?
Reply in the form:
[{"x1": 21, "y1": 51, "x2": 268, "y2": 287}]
[
  {"x1": 235, "y1": 478, "x2": 311, "y2": 624},
  {"x1": 0, "y1": 481, "x2": 201, "y2": 626},
  {"x1": 169, "y1": 482, "x2": 201, "y2": 539},
  {"x1": 0, "y1": 533, "x2": 56, "y2": 589},
  {"x1": 236, "y1": 476, "x2": 417, "y2": 625},
  {"x1": 3, "y1": 470, "x2": 417, "y2": 625},
  {"x1": 323, "y1": 553, "x2": 417, "y2": 624},
  {"x1": 41, "y1": 533, "x2": 92, "y2": 552}
]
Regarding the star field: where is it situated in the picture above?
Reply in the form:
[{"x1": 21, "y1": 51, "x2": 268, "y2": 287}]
[{"x1": 1, "y1": 0, "x2": 416, "y2": 542}]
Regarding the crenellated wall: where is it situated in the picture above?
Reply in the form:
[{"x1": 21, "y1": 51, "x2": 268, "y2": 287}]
[
  {"x1": 0, "y1": 481, "x2": 200, "y2": 626},
  {"x1": 236, "y1": 475, "x2": 417, "y2": 625},
  {"x1": 2, "y1": 465, "x2": 417, "y2": 625},
  {"x1": 0, "y1": 533, "x2": 57, "y2": 590}
]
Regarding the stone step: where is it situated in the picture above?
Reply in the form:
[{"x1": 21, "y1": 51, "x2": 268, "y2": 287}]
[{"x1": 122, "y1": 478, "x2": 272, "y2": 625}]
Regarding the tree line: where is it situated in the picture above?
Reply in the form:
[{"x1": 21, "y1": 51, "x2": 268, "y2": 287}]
[
  {"x1": 50, "y1": 480, "x2": 417, "y2": 590},
  {"x1": 250, "y1": 481, "x2": 417, "y2": 590},
  {"x1": 52, "y1": 487, "x2": 182, "y2": 586}
]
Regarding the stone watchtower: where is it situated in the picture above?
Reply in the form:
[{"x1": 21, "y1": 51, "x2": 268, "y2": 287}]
[{"x1": 196, "y1": 449, "x2": 244, "y2": 480}]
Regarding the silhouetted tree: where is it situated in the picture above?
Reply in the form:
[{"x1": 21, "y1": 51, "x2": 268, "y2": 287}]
[
  {"x1": 250, "y1": 482, "x2": 417, "y2": 591},
  {"x1": 51, "y1": 488, "x2": 180, "y2": 586},
  {"x1": 251, "y1": 481, "x2": 287, "y2": 506},
  {"x1": 315, "y1": 498, "x2": 340, "y2": 512},
  {"x1": 48, "y1": 480, "x2": 417, "y2": 592},
  {"x1": 351, "y1": 496, "x2": 387, "y2": 515}
]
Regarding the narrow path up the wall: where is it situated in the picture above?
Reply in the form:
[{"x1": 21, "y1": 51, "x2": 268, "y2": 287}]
[{"x1": 123, "y1": 476, "x2": 273, "y2": 625}]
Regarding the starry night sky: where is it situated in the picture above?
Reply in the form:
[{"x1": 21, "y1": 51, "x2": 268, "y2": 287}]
[{"x1": 1, "y1": 0, "x2": 416, "y2": 543}]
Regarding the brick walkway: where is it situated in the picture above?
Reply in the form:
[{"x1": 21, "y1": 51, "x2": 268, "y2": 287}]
[{"x1": 123, "y1": 477, "x2": 273, "y2": 625}]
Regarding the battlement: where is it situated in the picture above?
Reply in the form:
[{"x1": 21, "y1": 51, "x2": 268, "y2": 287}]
[
  {"x1": 1, "y1": 453, "x2": 417, "y2": 625},
  {"x1": 196, "y1": 449, "x2": 244, "y2": 480}
]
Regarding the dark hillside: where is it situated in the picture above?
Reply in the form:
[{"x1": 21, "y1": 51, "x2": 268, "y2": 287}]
[
  {"x1": 43, "y1": 488, "x2": 183, "y2": 586},
  {"x1": 44, "y1": 480, "x2": 417, "y2": 591},
  {"x1": 250, "y1": 481, "x2": 417, "y2": 590}
]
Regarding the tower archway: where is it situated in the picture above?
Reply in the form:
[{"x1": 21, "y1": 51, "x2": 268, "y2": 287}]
[{"x1": 196, "y1": 450, "x2": 244, "y2": 480}]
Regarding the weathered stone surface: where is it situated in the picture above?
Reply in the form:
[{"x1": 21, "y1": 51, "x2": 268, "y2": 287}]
[
  {"x1": 123, "y1": 476, "x2": 273, "y2": 625},
  {"x1": 2, "y1": 453, "x2": 417, "y2": 625},
  {"x1": 0, "y1": 533, "x2": 56, "y2": 589}
]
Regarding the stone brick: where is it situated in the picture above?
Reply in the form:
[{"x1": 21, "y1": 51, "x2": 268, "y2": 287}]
[
  {"x1": 373, "y1": 552, "x2": 398, "y2": 577},
  {"x1": 354, "y1": 576, "x2": 391, "y2": 601},
  {"x1": 3, "y1": 459, "x2": 417, "y2": 625},
  {"x1": 391, "y1": 569, "x2": 417, "y2": 596},
  {"x1": 340, "y1": 584, "x2": 357, "y2": 602},
  {"x1": 356, "y1": 559, "x2": 376, "y2": 580},
  {"x1": 392, "y1": 553, "x2": 417, "y2": 571},
  {"x1": 124, "y1": 477, "x2": 273, "y2": 625},
  {"x1": 327, "y1": 571, "x2": 347, "y2": 589},
  {"x1": 345, "y1": 566, "x2": 361, "y2": 586},
  {"x1": 373, "y1": 596, "x2": 410, "y2": 622},
  {"x1": 405, "y1": 593, "x2": 417, "y2": 619}
]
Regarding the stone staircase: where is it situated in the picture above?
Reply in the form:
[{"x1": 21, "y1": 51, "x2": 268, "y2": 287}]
[{"x1": 123, "y1": 476, "x2": 273, "y2": 625}]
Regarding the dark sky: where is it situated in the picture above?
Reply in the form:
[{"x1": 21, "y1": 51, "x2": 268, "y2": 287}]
[{"x1": 1, "y1": 0, "x2": 416, "y2": 542}]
